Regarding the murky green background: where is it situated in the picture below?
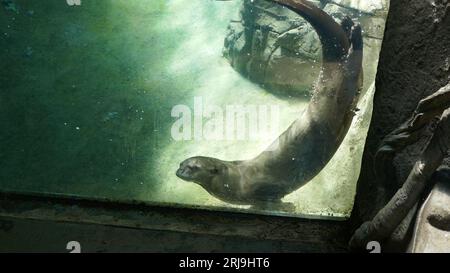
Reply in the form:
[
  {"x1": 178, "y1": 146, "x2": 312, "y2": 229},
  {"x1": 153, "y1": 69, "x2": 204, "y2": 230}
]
[{"x1": 0, "y1": 0, "x2": 387, "y2": 218}]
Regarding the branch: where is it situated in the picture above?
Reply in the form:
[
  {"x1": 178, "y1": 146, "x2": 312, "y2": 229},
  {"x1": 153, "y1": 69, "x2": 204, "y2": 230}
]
[
  {"x1": 349, "y1": 106, "x2": 450, "y2": 250},
  {"x1": 374, "y1": 83, "x2": 450, "y2": 185}
]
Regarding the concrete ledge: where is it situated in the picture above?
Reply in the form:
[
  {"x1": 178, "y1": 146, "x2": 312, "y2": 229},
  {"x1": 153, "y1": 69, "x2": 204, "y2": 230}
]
[{"x1": 0, "y1": 191, "x2": 349, "y2": 252}]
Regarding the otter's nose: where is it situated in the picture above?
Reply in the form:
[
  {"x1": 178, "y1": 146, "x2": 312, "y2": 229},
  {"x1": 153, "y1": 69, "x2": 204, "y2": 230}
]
[
  {"x1": 176, "y1": 167, "x2": 192, "y2": 181},
  {"x1": 176, "y1": 167, "x2": 184, "y2": 178}
]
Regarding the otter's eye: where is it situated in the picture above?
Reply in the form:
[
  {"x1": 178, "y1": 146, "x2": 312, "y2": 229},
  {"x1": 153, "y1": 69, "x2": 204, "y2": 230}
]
[
  {"x1": 210, "y1": 168, "x2": 219, "y2": 174},
  {"x1": 190, "y1": 166, "x2": 199, "y2": 171}
]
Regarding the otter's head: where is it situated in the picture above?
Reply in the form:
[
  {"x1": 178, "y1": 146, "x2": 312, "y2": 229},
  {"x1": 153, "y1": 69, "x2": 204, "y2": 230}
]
[{"x1": 176, "y1": 156, "x2": 227, "y2": 185}]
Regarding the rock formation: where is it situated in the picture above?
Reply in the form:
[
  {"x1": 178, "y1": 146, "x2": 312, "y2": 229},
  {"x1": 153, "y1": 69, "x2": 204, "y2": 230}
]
[{"x1": 223, "y1": 0, "x2": 388, "y2": 97}]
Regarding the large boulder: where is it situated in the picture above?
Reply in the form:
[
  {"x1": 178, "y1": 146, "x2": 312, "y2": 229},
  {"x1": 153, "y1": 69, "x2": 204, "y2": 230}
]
[{"x1": 223, "y1": 0, "x2": 388, "y2": 97}]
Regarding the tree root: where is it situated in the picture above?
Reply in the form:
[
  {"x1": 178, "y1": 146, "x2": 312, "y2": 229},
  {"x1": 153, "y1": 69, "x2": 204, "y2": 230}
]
[
  {"x1": 374, "y1": 83, "x2": 450, "y2": 185},
  {"x1": 350, "y1": 83, "x2": 450, "y2": 250}
]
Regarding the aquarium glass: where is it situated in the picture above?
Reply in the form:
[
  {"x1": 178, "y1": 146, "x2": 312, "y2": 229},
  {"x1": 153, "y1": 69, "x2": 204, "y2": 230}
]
[{"x1": 0, "y1": 0, "x2": 390, "y2": 218}]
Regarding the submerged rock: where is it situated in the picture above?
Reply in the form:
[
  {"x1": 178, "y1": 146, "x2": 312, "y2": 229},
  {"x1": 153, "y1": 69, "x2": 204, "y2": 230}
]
[
  {"x1": 329, "y1": 0, "x2": 388, "y2": 14},
  {"x1": 223, "y1": 0, "x2": 388, "y2": 98}
]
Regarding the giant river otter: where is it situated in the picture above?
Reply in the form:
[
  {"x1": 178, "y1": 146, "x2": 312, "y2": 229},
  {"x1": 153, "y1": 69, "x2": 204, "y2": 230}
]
[{"x1": 176, "y1": 0, "x2": 363, "y2": 208}]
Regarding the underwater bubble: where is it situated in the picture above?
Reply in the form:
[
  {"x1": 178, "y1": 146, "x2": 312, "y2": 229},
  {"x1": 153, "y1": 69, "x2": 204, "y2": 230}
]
[{"x1": 2, "y1": 0, "x2": 19, "y2": 14}]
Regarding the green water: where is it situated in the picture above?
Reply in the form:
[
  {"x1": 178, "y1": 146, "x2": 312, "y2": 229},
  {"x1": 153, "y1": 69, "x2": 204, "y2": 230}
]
[{"x1": 0, "y1": 0, "x2": 387, "y2": 218}]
